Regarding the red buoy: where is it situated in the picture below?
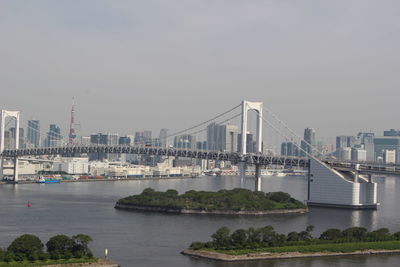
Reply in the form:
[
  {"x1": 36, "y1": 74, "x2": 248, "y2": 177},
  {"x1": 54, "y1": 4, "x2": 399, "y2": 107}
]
[{"x1": 27, "y1": 201, "x2": 31, "y2": 208}]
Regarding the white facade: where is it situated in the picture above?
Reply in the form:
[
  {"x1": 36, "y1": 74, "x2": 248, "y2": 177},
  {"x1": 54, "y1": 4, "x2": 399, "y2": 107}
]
[
  {"x1": 308, "y1": 158, "x2": 378, "y2": 209},
  {"x1": 53, "y1": 157, "x2": 89, "y2": 174},
  {"x1": 384, "y1": 150, "x2": 396, "y2": 164},
  {"x1": 339, "y1": 147, "x2": 351, "y2": 161},
  {"x1": 352, "y1": 148, "x2": 367, "y2": 162}
]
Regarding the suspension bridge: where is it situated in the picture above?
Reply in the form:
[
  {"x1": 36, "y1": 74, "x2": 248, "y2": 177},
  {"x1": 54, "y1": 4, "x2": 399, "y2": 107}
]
[{"x1": 1, "y1": 100, "x2": 399, "y2": 209}]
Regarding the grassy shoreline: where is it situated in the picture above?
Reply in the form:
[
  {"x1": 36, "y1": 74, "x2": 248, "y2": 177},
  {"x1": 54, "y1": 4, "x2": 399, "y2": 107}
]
[
  {"x1": 183, "y1": 241, "x2": 400, "y2": 261},
  {"x1": 210, "y1": 240, "x2": 400, "y2": 255}
]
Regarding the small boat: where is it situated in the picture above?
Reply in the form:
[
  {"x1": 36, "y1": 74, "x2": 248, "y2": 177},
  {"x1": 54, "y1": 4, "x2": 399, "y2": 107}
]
[{"x1": 36, "y1": 176, "x2": 61, "y2": 184}]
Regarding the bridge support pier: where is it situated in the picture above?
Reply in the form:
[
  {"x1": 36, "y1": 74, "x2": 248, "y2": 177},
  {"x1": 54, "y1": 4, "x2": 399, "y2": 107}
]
[
  {"x1": 239, "y1": 162, "x2": 246, "y2": 185},
  {"x1": 255, "y1": 164, "x2": 261, "y2": 191},
  {"x1": 0, "y1": 158, "x2": 3, "y2": 181},
  {"x1": 13, "y1": 157, "x2": 19, "y2": 182}
]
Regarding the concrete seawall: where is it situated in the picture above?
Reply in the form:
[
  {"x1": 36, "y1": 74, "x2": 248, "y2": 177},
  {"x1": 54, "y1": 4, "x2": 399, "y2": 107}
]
[
  {"x1": 114, "y1": 203, "x2": 308, "y2": 216},
  {"x1": 40, "y1": 259, "x2": 119, "y2": 267},
  {"x1": 182, "y1": 249, "x2": 400, "y2": 262}
]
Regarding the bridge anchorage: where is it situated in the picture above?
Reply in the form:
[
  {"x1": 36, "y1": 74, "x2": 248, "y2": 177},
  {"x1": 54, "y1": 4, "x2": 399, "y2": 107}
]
[{"x1": 1, "y1": 101, "x2": 399, "y2": 209}]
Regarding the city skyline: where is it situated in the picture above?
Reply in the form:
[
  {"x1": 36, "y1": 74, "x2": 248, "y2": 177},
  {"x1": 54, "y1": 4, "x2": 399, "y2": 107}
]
[{"x1": 1, "y1": 1, "x2": 399, "y2": 141}]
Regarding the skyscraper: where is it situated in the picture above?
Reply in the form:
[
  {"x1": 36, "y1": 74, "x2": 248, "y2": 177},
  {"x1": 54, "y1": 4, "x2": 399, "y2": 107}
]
[
  {"x1": 301, "y1": 128, "x2": 316, "y2": 156},
  {"x1": 207, "y1": 122, "x2": 238, "y2": 152},
  {"x1": 27, "y1": 120, "x2": 40, "y2": 147},
  {"x1": 159, "y1": 128, "x2": 168, "y2": 148},
  {"x1": 45, "y1": 124, "x2": 62, "y2": 147},
  {"x1": 173, "y1": 134, "x2": 196, "y2": 149}
]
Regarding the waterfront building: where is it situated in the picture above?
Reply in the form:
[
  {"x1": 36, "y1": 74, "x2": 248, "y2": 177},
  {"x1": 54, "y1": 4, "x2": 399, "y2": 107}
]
[
  {"x1": 27, "y1": 120, "x2": 40, "y2": 147},
  {"x1": 52, "y1": 157, "x2": 89, "y2": 175}
]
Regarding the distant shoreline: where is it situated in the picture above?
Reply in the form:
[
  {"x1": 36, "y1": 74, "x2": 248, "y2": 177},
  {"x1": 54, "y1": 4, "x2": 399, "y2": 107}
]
[
  {"x1": 181, "y1": 248, "x2": 400, "y2": 262},
  {"x1": 0, "y1": 175, "x2": 195, "y2": 185},
  {"x1": 114, "y1": 203, "x2": 308, "y2": 215}
]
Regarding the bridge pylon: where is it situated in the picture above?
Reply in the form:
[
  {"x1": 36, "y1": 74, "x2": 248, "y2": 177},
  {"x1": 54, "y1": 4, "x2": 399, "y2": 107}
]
[
  {"x1": 239, "y1": 100, "x2": 263, "y2": 190},
  {"x1": 0, "y1": 110, "x2": 20, "y2": 182}
]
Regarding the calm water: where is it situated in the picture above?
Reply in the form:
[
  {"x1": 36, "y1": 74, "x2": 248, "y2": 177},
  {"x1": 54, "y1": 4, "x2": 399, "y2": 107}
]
[{"x1": 0, "y1": 175, "x2": 400, "y2": 267}]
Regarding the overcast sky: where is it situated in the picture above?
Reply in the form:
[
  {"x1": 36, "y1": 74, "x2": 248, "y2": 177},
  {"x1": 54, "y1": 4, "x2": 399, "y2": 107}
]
[{"x1": 1, "y1": 1, "x2": 399, "y2": 145}]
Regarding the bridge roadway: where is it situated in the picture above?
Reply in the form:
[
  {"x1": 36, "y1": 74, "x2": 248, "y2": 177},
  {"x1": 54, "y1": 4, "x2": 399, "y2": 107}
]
[{"x1": 1, "y1": 145, "x2": 400, "y2": 176}]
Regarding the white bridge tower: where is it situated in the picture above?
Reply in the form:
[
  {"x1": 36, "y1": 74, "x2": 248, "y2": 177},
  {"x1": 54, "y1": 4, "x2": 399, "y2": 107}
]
[
  {"x1": 240, "y1": 100, "x2": 263, "y2": 191},
  {"x1": 0, "y1": 110, "x2": 20, "y2": 181}
]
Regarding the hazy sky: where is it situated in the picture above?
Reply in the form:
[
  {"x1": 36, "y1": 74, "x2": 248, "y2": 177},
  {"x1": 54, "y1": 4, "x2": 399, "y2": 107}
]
[{"x1": 1, "y1": 1, "x2": 399, "y2": 145}]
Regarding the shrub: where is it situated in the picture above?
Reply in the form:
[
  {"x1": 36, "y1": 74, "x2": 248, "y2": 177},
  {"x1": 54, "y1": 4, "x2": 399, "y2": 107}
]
[{"x1": 3, "y1": 251, "x2": 14, "y2": 262}]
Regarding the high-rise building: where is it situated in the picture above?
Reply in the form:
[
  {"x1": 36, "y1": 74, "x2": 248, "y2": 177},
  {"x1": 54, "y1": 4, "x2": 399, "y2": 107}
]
[
  {"x1": 374, "y1": 136, "x2": 400, "y2": 162},
  {"x1": 196, "y1": 141, "x2": 207, "y2": 150},
  {"x1": 134, "y1": 131, "x2": 152, "y2": 145},
  {"x1": 357, "y1": 132, "x2": 375, "y2": 161},
  {"x1": 173, "y1": 134, "x2": 196, "y2": 149},
  {"x1": 281, "y1": 142, "x2": 287, "y2": 156},
  {"x1": 281, "y1": 142, "x2": 299, "y2": 157},
  {"x1": 89, "y1": 133, "x2": 119, "y2": 161},
  {"x1": 45, "y1": 124, "x2": 62, "y2": 147},
  {"x1": 119, "y1": 136, "x2": 132, "y2": 145},
  {"x1": 206, "y1": 122, "x2": 238, "y2": 152},
  {"x1": 300, "y1": 128, "x2": 316, "y2": 156},
  {"x1": 384, "y1": 129, "x2": 400, "y2": 137},
  {"x1": 159, "y1": 129, "x2": 168, "y2": 148},
  {"x1": 27, "y1": 120, "x2": 40, "y2": 147}
]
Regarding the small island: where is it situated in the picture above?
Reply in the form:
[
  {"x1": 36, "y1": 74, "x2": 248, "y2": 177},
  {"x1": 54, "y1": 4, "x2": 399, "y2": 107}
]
[
  {"x1": 182, "y1": 225, "x2": 400, "y2": 261},
  {"x1": 114, "y1": 188, "x2": 308, "y2": 215}
]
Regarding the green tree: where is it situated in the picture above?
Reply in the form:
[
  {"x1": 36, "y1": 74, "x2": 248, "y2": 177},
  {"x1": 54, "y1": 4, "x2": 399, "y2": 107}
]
[
  {"x1": 319, "y1": 229, "x2": 342, "y2": 241},
  {"x1": 46, "y1": 235, "x2": 75, "y2": 257},
  {"x1": 342, "y1": 227, "x2": 368, "y2": 241},
  {"x1": 72, "y1": 234, "x2": 93, "y2": 256},
  {"x1": 7, "y1": 234, "x2": 44, "y2": 260},
  {"x1": 287, "y1": 231, "x2": 300, "y2": 241},
  {"x1": 230, "y1": 229, "x2": 248, "y2": 249},
  {"x1": 211, "y1": 227, "x2": 231, "y2": 249}
]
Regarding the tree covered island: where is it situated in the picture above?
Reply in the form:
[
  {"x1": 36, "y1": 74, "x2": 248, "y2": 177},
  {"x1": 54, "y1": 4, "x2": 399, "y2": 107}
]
[
  {"x1": 183, "y1": 225, "x2": 400, "y2": 261},
  {"x1": 115, "y1": 188, "x2": 307, "y2": 215}
]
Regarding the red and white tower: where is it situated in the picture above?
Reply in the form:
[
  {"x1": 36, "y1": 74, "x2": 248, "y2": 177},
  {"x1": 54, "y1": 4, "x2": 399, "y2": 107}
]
[{"x1": 68, "y1": 97, "x2": 77, "y2": 144}]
